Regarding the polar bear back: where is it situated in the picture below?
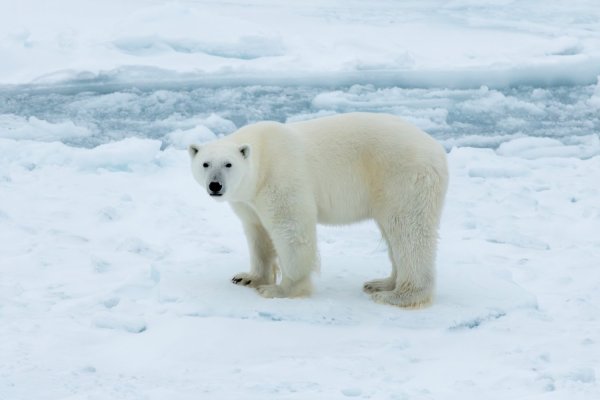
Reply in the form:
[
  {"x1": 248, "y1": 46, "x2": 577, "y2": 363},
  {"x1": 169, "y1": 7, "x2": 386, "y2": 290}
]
[
  {"x1": 227, "y1": 112, "x2": 448, "y2": 226},
  {"x1": 290, "y1": 113, "x2": 447, "y2": 224}
]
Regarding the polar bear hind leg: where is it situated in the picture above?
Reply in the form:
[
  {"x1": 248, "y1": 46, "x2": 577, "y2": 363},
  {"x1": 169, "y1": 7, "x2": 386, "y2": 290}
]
[
  {"x1": 368, "y1": 172, "x2": 444, "y2": 308},
  {"x1": 370, "y1": 211, "x2": 438, "y2": 308}
]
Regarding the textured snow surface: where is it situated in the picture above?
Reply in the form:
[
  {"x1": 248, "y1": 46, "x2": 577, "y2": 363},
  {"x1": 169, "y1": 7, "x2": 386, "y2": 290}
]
[{"x1": 1, "y1": 139, "x2": 599, "y2": 399}]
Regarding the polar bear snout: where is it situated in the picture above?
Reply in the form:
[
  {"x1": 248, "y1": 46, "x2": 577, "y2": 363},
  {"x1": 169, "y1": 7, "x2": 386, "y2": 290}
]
[{"x1": 209, "y1": 181, "x2": 224, "y2": 196}]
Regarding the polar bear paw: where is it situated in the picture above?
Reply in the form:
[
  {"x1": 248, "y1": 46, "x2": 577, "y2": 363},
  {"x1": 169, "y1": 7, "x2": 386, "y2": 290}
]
[
  {"x1": 256, "y1": 278, "x2": 312, "y2": 298},
  {"x1": 370, "y1": 288, "x2": 433, "y2": 309},
  {"x1": 256, "y1": 284, "x2": 288, "y2": 298},
  {"x1": 363, "y1": 277, "x2": 396, "y2": 293},
  {"x1": 231, "y1": 273, "x2": 269, "y2": 288}
]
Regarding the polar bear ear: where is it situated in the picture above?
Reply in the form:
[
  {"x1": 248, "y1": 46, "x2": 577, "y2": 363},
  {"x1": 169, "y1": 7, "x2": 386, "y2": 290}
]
[
  {"x1": 188, "y1": 144, "x2": 201, "y2": 158},
  {"x1": 239, "y1": 144, "x2": 251, "y2": 159}
]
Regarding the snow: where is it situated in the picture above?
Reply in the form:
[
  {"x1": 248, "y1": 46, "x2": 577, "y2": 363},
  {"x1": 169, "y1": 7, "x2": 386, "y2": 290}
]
[
  {"x1": 2, "y1": 0, "x2": 600, "y2": 88},
  {"x1": 1, "y1": 0, "x2": 600, "y2": 399},
  {"x1": 1, "y1": 138, "x2": 598, "y2": 398}
]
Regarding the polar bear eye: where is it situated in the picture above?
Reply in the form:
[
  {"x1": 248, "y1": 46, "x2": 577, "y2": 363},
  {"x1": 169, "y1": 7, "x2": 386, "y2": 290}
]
[
  {"x1": 225, "y1": 163, "x2": 232, "y2": 168},
  {"x1": 202, "y1": 162, "x2": 209, "y2": 168}
]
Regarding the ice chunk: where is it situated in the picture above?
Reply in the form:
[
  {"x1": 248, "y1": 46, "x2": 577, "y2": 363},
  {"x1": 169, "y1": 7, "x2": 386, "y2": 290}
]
[
  {"x1": 0, "y1": 114, "x2": 92, "y2": 142},
  {"x1": 467, "y1": 166, "x2": 530, "y2": 178},
  {"x1": 497, "y1": 136, "x2": 600, "y2": 159},
  {"x1": 166, "y1": 125, "x2": 216, "y2": 150},
  {"x1": 77, "y1": 137, "x2": 162, "y2": 170}
]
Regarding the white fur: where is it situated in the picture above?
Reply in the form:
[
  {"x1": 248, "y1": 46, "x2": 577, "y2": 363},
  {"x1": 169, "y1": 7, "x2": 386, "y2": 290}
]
[{"x1": 189, "y1": 112, "x2": 448, "y2": 307}]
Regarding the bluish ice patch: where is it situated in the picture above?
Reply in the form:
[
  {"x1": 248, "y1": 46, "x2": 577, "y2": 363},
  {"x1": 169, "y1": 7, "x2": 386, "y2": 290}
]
[
  {"x1": 0, "y1": 82, "x2": 598, "y2": 148},
  {"x1": 257, "y1": 311, "x2": 283, "y2": 322},
  {"x1": 448, "y1": 310, "x2": 507, "y2": 331}
]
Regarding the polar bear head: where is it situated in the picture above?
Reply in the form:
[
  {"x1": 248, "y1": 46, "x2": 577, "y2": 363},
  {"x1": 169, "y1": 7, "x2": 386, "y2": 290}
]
[{"x1": 188, "y1": 142, "x2": 251, "y2": 201}]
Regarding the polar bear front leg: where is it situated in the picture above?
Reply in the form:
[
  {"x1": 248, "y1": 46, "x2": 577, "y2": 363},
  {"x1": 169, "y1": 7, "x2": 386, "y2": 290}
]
[
  {"x1": 255, "y1": 212, "x2": 318, "y2": 298},
  {"x1": 231, "y1": 203, "x2": 277, "y2": 288}
]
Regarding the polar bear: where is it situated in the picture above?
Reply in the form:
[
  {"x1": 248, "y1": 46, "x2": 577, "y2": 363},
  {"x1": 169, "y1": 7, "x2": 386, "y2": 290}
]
[{"x1": 188, "y1": 112, "x2": 448, "y2": 308}]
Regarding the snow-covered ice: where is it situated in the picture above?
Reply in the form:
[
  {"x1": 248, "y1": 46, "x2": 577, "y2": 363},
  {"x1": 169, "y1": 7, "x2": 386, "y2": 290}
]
[
  {"x1": 1, "y1": 0, "x2": 599, "y2": 399},
  {"x1": 2, "y1": 0, "x2": 600, "y2": 87},
  {"x1": 1, "y1": 137, "x2": 598, "y2": 399}
]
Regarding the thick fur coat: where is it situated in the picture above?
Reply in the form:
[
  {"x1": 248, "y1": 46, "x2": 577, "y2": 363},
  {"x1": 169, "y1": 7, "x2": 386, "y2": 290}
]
[{"x1": 189, "y1": 112, "x2": 448, "y2": 307}]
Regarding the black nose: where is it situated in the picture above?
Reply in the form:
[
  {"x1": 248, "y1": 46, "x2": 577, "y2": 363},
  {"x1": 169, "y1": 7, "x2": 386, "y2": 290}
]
[{"x1": 209, "y1": 181, "x2": 222, "y2": 193}]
